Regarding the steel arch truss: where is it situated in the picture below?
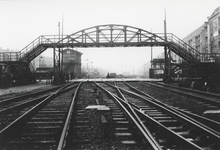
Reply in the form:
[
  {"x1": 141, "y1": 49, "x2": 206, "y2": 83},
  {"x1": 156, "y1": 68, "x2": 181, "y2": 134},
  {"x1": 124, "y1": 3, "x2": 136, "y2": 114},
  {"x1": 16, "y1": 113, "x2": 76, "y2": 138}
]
[{"x1": 59, "y1": 24, "x2": 166, "y2": 47}]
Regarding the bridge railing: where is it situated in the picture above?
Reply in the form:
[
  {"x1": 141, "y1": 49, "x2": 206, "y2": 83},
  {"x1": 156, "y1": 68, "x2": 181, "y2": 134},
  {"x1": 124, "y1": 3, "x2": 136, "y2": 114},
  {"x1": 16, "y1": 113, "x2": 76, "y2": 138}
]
[
  {"x1": 0, "y1": 35, "x2": 60, "y2": 61},
  {"x1": 155, "y1": 33, "x2": 201, "y2": 62},
  {"x1": 19, "y1": 35, "x2": 62, "y2": 60},
  {"x1": 0, "y1": 52, "x2": 19, "y2": 61},
  {"x1": 1, "y1": 32, "x2": 202, "y2": 63},
  {"x1": 168, "y1": 33, "x2": 201, "y2": 61},
  {"x1": 200, "y1": 53, "x2": 220, "y2": 62}
]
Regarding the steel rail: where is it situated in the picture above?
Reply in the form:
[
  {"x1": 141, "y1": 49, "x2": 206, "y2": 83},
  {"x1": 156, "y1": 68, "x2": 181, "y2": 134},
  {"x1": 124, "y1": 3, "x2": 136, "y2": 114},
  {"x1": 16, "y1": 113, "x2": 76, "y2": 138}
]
[
  {"x1": 170, "y1": 105, "x2": 220, "y2": 133},
  {"x1": 95, "y1": 82, "x2": 163, "y2": 150},
  {"x1": 113, "y1": 93, "x2": 203, "y2": 150},
  {"x1": 141, "y1": 82, "x2": 220, "y2": 105},
  {"x1": 0, "y1": 83, "x2": 78, "y2": 149},
  {"x1": 156, "y1": 82, "x2": 220, "y2": 98},
  {"x1": 131, "y1": 104, "x2": 204, "y2": 150},
  {"x1": 123, "y1": 81, "x2": 220, "y2": 134},
  {"x1": 100, "y1": 81, "x2": 203, "y2": 149},
  {"x1": 114, "y1": 86, "x2": 162, "y2": 150},
  {"x1": 0, "y1": 94, "x2": 49, "y2": 115},
  {"x1": 0, "y1": 82, "x2": 77, "y2": 114},
  {"x1": 111, "y1": 81, "x2": 220, "y2": 148},
  {"x1": 57, "y1": 82, "x2": 82, "y2": 150},
  {"x1": 0, "y1": 85, "x2": 63, "y2": 105},
  {"x1": 118, "y1": 87, "x2": 220, "y2": 139}
]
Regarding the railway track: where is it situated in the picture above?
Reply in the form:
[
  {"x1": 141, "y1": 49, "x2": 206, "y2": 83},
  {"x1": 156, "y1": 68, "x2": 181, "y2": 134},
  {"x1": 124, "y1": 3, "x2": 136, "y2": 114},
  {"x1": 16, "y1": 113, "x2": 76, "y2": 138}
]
[
  {"x1": 143, "y1": 82, "x2": 220, "y2": 105},
  {"x1": 0, "y1": 84, "x2": 72, "y2": 132},
  {"x1": 64, "y1": 82, "x2": 154, "y2": 149},
  {"x1": 121, "y1": 81, "x2": 220, "y2": 132},
  {"x1": 0, "y1": 82, "x2": 79, "y2": 150},
  {"x1": 1, "y1": 81, "x2": 220, "y2": 150},
  {"x1": 100, "y1": 81, "x2": 220, "y2": 149},
  {"x1": 132, "y1": 82, "x2": 220, "y2": 122}
]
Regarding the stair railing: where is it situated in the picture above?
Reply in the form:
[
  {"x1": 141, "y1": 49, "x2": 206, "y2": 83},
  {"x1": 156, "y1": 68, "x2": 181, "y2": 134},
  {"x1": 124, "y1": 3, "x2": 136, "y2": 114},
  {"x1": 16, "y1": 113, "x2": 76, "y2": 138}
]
[
  {"x1": 167, "y1": 33, "x2": 201, "y2": 62},
  {"x1": 19, "y1": 35, "x2": 60, "y2": 60},
  {"x1": 155, "y1": 33, "x2": 201, "y2": 62}
]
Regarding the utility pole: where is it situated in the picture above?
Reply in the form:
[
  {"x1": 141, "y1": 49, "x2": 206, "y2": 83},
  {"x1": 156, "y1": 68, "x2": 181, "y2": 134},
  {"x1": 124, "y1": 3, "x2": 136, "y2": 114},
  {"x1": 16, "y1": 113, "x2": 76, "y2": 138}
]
[
  {"x1": 164, "y1": 8, "x2": 168, "y2": 82},
  {"x1": 58, "y1": 22, "x2": 60, "y2": 73},
  {"x1": 151, "y1": 29, "x2": 153, "y2": 69},
  {"x1": 61, "y1": 14, "x2": 64, "y2": 73}
]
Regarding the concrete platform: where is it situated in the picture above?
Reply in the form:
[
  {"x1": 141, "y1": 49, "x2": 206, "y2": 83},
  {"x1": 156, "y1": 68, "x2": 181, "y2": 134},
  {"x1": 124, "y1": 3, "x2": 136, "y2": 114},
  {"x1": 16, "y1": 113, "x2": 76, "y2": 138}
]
[
  {"x1": 0, "y1": 78, "x2": 161, "y2": 96},
  {"x1": 75, "y1": 78, "x2": 162, "y2": 82},
  {"x1": 0, "y1": 80, "x2": 52, "y2": 96}
]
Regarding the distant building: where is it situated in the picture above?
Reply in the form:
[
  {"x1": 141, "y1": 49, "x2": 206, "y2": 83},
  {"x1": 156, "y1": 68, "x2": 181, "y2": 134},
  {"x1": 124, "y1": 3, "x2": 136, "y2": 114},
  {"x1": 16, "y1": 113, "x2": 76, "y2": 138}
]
[
  {"x1": 62, "y1": 49, "x2": 82, "y2": 79},
  {"x1": 92, "y1": 68, "x2": 99, "y2": 78},
  {"x1": 183, "y1": 23, "x2": 208, "y2": 54},
  {"x1": 174, "y1": 6, "x2": 220, "y2": 63},
  {"x1": 31, "y1": 56, "x2": 53, "y2": 71},
  {"x1": 107, "y1": 72, "x2": 117, "y2": 78},
  {"x1": 208, "y1": 6, "x2": 220, "y2": 54}
]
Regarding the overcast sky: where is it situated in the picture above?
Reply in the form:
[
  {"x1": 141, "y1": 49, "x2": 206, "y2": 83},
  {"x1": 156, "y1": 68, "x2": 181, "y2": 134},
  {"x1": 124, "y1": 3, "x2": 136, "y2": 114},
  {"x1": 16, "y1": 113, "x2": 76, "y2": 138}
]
[{"x1": 0, "y1": 0, "x2": 219, "y2": 74}]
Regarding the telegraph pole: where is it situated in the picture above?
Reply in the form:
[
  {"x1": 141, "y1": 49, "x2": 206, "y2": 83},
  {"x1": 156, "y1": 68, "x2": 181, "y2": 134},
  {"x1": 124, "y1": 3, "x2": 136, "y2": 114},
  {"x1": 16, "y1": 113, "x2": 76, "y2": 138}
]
[
  {"x1": 164, "y1": 8, "x2": 168, "y2": 82},
  {"x1": 61, "y1": 14, "x2": 64, "y2": 73},
  {"x1": 151, "y1": 29, "x2": 153, "y2": 69},
  {"x1": 58, "y1": 22, "x2": 60, "y2": 73}
]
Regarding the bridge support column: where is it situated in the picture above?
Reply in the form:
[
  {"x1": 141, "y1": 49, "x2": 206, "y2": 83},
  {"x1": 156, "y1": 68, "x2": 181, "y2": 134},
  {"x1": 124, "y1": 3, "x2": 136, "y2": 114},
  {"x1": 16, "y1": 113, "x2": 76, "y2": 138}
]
[
  {"x1": 164, "y1": 46, "x2": 171, "y2": 83},
  {"x1": 53, "y1": 47, "x2": 65, "y2": 85}
]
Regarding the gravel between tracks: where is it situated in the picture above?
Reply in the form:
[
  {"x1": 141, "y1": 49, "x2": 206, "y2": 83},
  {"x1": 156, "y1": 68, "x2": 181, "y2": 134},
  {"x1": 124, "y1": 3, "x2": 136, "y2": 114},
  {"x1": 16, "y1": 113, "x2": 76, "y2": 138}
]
[{"x1": 68, "y1": 82, "x2": 147, "y2": 150}]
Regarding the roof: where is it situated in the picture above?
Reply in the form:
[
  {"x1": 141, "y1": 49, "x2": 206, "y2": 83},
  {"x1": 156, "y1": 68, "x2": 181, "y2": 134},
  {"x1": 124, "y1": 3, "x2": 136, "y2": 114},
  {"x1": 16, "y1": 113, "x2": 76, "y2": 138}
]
[
  {"x1": 210, "y1": 6, "x2": 220, "y2": 18},
  {"x1": 62, "y1": 48, "x2": 83, "y2": 55}
]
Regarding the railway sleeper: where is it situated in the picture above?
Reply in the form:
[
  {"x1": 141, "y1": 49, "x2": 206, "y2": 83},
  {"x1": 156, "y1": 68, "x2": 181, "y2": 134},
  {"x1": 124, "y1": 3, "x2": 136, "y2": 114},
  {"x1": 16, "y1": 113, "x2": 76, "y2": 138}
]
[
  {"x1": 37, "y1": 110, "x2": 66, "y2": 113},
  {"x1": 167, "y1": 125, "x2": 187, "y2": 132},
  {"x1": 107, "y1": 106, "x2": 141, "y2": 145},
  {"x1": 31, "y1": 117, "x2": 63, "y2": 120},
  {"x1": 15, "y1": 132, "x2": 57, "y2": 136},
  {"x1": 34, "y1": 113, "x2": 65, "y2": 117},
  {"x1": 8, "y1": 140, "x2": 56, "y2": 144},
  {"x1": 26, "y1": 121, "x2": 63, "y2": 124},
  {"x1": 25, "y1": 125, "x2": 61, "y2": 129}
]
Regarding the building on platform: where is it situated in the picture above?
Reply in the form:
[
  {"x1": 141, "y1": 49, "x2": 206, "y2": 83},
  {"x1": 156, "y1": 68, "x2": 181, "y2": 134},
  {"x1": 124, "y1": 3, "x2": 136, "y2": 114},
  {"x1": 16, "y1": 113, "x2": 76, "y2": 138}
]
[
  {"x1": 32, "y1": 56, "x2": 53, "y2": 70},
  {"x1": 62, "y1": 48, "x2": 82, "y2": 79},
  {"x1": 149, "y1": 58, "x2": 164, "y2": 78},
  {"x1": 35, "y1": 67, "x2": 53, "y2": 80}
]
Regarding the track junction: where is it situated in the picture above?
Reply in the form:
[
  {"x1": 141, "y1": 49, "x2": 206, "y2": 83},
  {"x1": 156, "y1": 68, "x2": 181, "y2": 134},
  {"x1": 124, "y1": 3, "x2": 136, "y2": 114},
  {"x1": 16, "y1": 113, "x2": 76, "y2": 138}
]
[{"x1": 0, "y1": 79, "x2": 220, "y2": 150}]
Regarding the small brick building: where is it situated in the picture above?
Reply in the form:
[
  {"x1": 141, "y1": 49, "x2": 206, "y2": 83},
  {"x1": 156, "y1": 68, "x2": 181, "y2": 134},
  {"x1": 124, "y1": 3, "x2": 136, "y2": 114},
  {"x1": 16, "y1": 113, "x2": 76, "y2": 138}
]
[{"x1": 62, "y1": 49, "x2": 82, "y2": 79}]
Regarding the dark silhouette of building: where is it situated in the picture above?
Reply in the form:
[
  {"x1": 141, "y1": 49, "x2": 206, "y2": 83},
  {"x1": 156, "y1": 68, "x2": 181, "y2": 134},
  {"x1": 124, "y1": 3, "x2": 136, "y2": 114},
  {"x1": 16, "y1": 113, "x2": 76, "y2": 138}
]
[{"x1": 62, "y1": 49, "x2": 82, "y2": 79}]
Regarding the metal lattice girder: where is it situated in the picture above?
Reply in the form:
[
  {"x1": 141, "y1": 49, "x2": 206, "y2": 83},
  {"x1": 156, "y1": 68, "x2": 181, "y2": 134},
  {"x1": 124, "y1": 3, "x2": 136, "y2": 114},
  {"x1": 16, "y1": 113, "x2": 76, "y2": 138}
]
[{"x1": 58, "y1": 24, "x2": 166, "y2": 47}]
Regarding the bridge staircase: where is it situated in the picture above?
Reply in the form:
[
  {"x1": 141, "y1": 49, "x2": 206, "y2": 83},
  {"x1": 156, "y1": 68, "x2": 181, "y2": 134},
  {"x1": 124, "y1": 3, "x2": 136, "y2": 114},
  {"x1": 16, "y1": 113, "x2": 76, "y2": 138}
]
[
  {"x1": 166, "y1": 34, "x2": 201, "y2": 63},
  {"x1": 19, "y1": 35, "x2": 60, "y2": 63},
  {"x1": 0, "y1": 35, "x2": 60, "y2": 87},
  {"x1": 162, "y1": 34, "x2": 201, "y2": 82},
  {"x1": 20, "y1": 44, "x2": 48, "y2": 62}
]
